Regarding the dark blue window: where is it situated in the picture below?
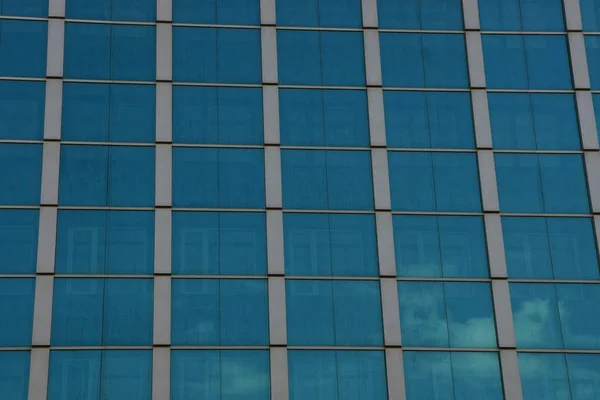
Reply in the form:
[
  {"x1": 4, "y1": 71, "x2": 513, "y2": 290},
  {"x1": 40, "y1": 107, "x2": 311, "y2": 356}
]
[
  {"x1": 277, "y1": 30, "x2": 365, "y2": 86},
  {"x1": 0, "y1": 279, "x2": 35, "y2": 346},
  {"x1": 584, "y1": 36, "x2": 600, "y2": 89},
  {"x1": 384, "y1": 91, "x2": 474, "y2": 148},
  {"x1": 173, "y1": 0, "x2": 260, "y2": 25},
  {"x1": 66, "y1": 0, "x2": 156, "y2": 21},
  {"x1": 173, "y1": 148, "x2": 265, "y2": 209},
  {"x1": 280, "y1": 89, "x2": 369, "y2": 147},
  {"x1": 0, "y1": 351, "x2": 29, "y2": 400},
  {"x1": 393, "y1": 215, "x2": 489, "y2": 278},
  {"x1": 0, "y1": 210, "x2": 39, "y2": 274},
  {"x1": 171, "y1": 279, "x2": 269, "y2": 345},
  {"x1": 380, "y1": 33, "x2": 468, "y2": 88},
  {"x1": 276, "y1": 0, "x2": 362, "y2": 28},
  {"x1": 582, "y1": 0, "x2": 600, "y2": 31},
  {"x1": 173, "y1": 86, "x2": 263, "y2": 145},
  {"x1": 479, "y1": 0, "x2": 565, "y2": 31},
  {"x1": 281, "y1": 150, "x2": 374, "y2": 210},
  {"x1": 0, "y1": 81, "x2": 45, "y2": 140},
  {"x1": 284, "y1": 213, "x2": 378, "y2": 276},
  {"x1": 62, "y1": 83, "x2": 155, "y2": 143},
  {"x1": 0, "y1": 20, "x2": 47, "y2": 78},
  {"x1": 286, "y1": 280, "x2": 383, "y2": 346},
  {"x1": 0, "y1": 144, "x2": 42, "y2": 206},
  {"x1": 172, "y1": 212, "x2": 266, "y2": 275},
  {"x1": 1, "y1": 0, "x2": 48, "y2": 17},
  {"x1": 173, "y1": 27, "x2": 261, "y2": 84},
  {"x1": 64, "y1": 23, "x2": 156, "y2": 81},
  {"x1": 377, "y1": 0, "x2": 463, "y2": 30}
]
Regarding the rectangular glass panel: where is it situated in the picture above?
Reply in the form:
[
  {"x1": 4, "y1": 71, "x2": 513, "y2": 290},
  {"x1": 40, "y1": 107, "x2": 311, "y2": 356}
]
[
  {"x1": 422, "y1": 34, "x2": 469, "y2": 88},
  {"x1": 336, "y1": 351, "x2": 388, "y2": 400},
  {"x1": 450, "y1": 352, "x2": 504, "y2": 400},
  {"x1": 277, "y1": 30, "x2": 321, "y2": 85},
  {"x1": 275, "y1": 0, "x2": 319, "y2": 27},
  {"x1": 333, "y1": 280, "x2": 383, "y2": 346},
  {"x1": 0, "y1": 20, "x2": 47, "y2": 78},
  {"x1": 220, "y1": 350, "x2": 270, "y2": 400},
  {"x1": 48, "y1": 350, "x2": 101, "y2": 400},
  {"x1": 171, "y1": 350, "x2": 220, "y2": 400},
  {"x1": 108, "y1": 146, "x2": 155, "y2": 207},
  {"x1": 173, "y1": 0, "x2": 260, "y2": 25},
  {"x1": 56, "y1": 210, "x2": 107, "y2": 274},
  {"x1": 173, "y1": 27, "x2": 217, "y2": 83},
  {"x1": 173, "y1": 86, "x2": 218, "y2": 144},
  {"x1": 488, "y1": 93, "x2": 536, "y2": 150},
  {"x1": 217, "y1": 28, "x2": 261, "y2": 84},
  {"x1": 582, "y1": 0, "x2": 600, "y2": 31},
  {"x1": 62, "y1": 83, "x2": 110, "y2": 142},
  {"x1": 320, "y1": 31, "x2": 366, "y2": 86},
  {"x1": 2, "y1": 0, "x2": 48, "y2": 17},
  {"x1": 172, "y1": 212, "x2": 219, "y2": 275},
  {"x1": 218, "y1": 148, "x2": 265, "y2": 209},
  {"x1": 0, "y1": 144, "x2": 42, "y2": 206},
  {"x1": 524, "y1": 36, "x2": 572, "y2": 90},
  {"x1": 0, "y1": 81, "x2": 45, "y2": 140},
  {"x1": 556, "y1": 283, "x2": 600, "y2": 350},
  {"x1": 538, "y1": 154, "x2": 590, "y2": 214},
  {"x1": 219, "y1": 212, "x2": 267, "y2": 275},
  {"x1": 219, "y1": 279, "x2": 269, "y2": 345},
  {"x1": 520, "y1": 0, "x2": 565, "y2": 31},
  {"x1": 330, "y1": 214, "x2": 378, "y2": 277},
  {"x1": 438, "y1": 216, "x2": 489, "y2": 278},
  {"x1": 378, "y1": 0, "x2": 463, "y2": 30},
  {"x1": 288, "y1": 351, "x2": 338, "y2": 400},
  {"x1": 384, "y1": 91, "x2": 430, "y2": 148},
  {"x1": 530, "y1": 94, "x2": 580, "y2": 150},
  {"x1": 110, "y1": 25, "x2": 156, "y2": 81},
  {"x1": 64, "y1": 22, "x2": 111, "y2": 80},
  {"x1": 519, "y1": 353, "x2": 571, "y2": 400},
  {"x1": 394, "y1": 215, "x2": 442, "y2": 277},
  {"x1": 217, "y1": 87, "x2": 263, "y2": 145},
  {"x1": 479, "y1": 0, "x2": 522, "y2": 30},
  {"x1": 101, "y1": 350, "x2": 152, "y2": 400},
  {"x1": 427, "y1": 92, "x2": 474, "y2": 149},
  {"x1": 0, "y1": 351, "x2": 30, "y2": 400},
  {"x1": 547, "y1": 218, "x2": 600, "y2": 280},
  {"x1": 59, "y1": 145, "x2": 109, "y2": 207},
  {"x1": 323, "y1": 90, "x2": 369, "y2": 147},
  {"x1": 286, "y1": 280, "x2": 335, "y2": 345},
  {"x1": 109, "y1": 84, "x2": 156, "y2": 143},
  {"x1": 106, "y1": 211, "x2": 154, "y2": 274},
  {"x1": 404, "y1": 351, "x2": 454, "y2": 400},
  {"x1": 279, "y1": 88, "x2": 325, "y2": 146},
  {"x1": 172, "y1": 147, "x2": 219, "y2": 207},
  {"x1": 388, "y1": 152, "x2": 436, "y2": 211},
  {"x1": 326, "y1": 150, "x2": 374, "y2": 210},
  {"x1": 0, "y1": 210, "x2": 38, "y2": 274},
  {"x1": 0, "y1": 278, "x2": 34, "y2": 346},
  {"x1": 281, "y1": 150, "x2": 328, "y2": 209},
  {"x1": 284, "y1": 213, "x2": 331, "y2": 276},
  {"x1": 565, "y1": 353, "x2": 600, "y2": 399},
  {"x1": 494, "y1": 153, "x2": 544, "y2": 213},
  {"x1": 432, "y1": 152, "x2": 481, "y2": 212},
  {"x1": 482, "y1": 35, "x2": 528, "y2": 89},
  {"x1": 171, "y1": 279, "x2": 219, "y2": 345},
  {"x1": 380, "y1": 33, "x2": 425, "y2": 87},
  {"x1": 502, "y1": 217, "x2": 554, "y2": 279}
]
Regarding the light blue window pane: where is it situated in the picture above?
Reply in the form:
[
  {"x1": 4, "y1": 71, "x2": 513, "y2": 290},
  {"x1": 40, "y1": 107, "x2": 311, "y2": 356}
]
[
  {"x1": 404, "y1": 351, "x2": 454, "y2": 400},
  {"x1": 171, "y1": 212, "x2": 220, "y2": 275},
  {"x1": 62, "y1": 83, "x2": 110, "y2": 142},
  {"x1": 275, "y1": 0, "x2": 318, "y2": 27},
  {"x1": 171, "y1": 350, "x2": 220, "y2": 400},
  {"x1": 525, "y1": 36, "x2": 572, "y2": 90},
  {"x1": 539, "y1": 155, "x2": 589, "y2": 214},
  {"x1": 330, "y1": 214, "x2": 378, "y2": 277},
  {"x1": 398, "y1": 281, "x2": 450, "y2": 347},
  {"x1": 281, "y1": 150, "x2": 328, "y2": 209},
  {"x1": 64, "y1": 23, "x2": 110, "y2": 80},
  {"x1": 336, "y1": 351, "x2": 387, "y2": 400},
  {"x1": 220, "y1": 279, "x2": 269, "y2": 345},
  {"x1": 0, "y1": 20, "x2": 47, "y2": 78},
  {"x1": 0, "y1": 279, "x2": 34, "y2": 346},
  {"x1": 220, "y1": 350, "x2": 270, "y2": 400},
  {"x1": 451, "y1": 352, "x2": 504, "y2": 400},
  {"x1": 66, "y1": 0, "x2": 110, "y2": 19},
  {"x1": 519, "y1": 353, "x2": 571, "y2": 400},
  {"x1": 427, "y1": 92, "x2": 474, "y2": 149},
  {"x1": 286, "y1": 280, "x2": 335, "y2": 345},
  {"x1": 106, "y1": 211, "x2": 154, "y2": 274},
  {"x1": 384, "y1": 91, "x2": 430, "y2": 148},
  {"x1": 219, "y1": 213, "x2": 266, "y2": 275},
  {"x1": 284, "y1": 213, "x2": 331, "y2": 276},
  {"x1": 581, "y1": 0, "x2": 600, "y2": 31},
  {"x1": 378, "y1": 0, "x2": 463, "y2": 30},
  {"x1": 323, "y1": 90, "x2": 369, "y2": 147},
  {"x1": 422, "y1": 34, "x2": 469, "y2": 88},
  {"x1": 520, "y1": 0, "x2": 565, "y2": 31},
  {"x1": 219, "y1": 148, "x2": 265, "y2": 209},
  {"x1": 438, "y1": 216, "x2": 489, "y2": 278},
  {"x1": 48, "y1": 351, "x2": 101, "y2": 400},
  {"x1": 173, "y1": 148, "x2": 218, "y2": 207},
  {"x1": 217, "y1": 87, "x2": 263, "y2": 145},
  {"x1": 0, "y1": 210, "x2": 38, "y2": 274},
  {"x1": 333, "y1": 280, "x2": 383, "y2": 346},
  {"x1": 111, "y1": 25, "x2": 156, "y2": 81},
  {"x1": 103, "y1": 279, "x2": 153, "y2": 345},
  {"x1": 173, "y1": 0, "x2": 260, "y2": 25},
  {"x1": 556, "y1": 284, "x2": 600, "y2": 349},
  {"x1": 388, "y1": 152, "x2": 436, "y2": 211},
  {"x1": 279, "y1": 89, "x2": 325, "y2": 146},
  {"x1": 488, "y1": 93, "x2": 536, "y2": 150},
  {"x1": 433, "y1": 153, "x2": 481, "y2": 212},
  {"x1": 0, "y1": 81, "x2": 45, "y2": 140},
  {"x1": 277, "y1": 30, "x2": 321, "y2": 85},
  {"x1": 320, "y1": 31, "x2": 365, "y2": 86},
  {"x1": 55, "y1": 210, "x2": 107, "y2": 274},
  {"x1": 566, "y1": 353, "x2": 600, "y2": 399},
  {"x1": 495, "y1": 154, "x2": 544, "y2": 213},
  {"x1": 547, "y1": 218, "x2": 600, "y2": 280},
  {"x1": 326, "y1": 150, "x2": 374, "y2": 210},
  {"x1": 510, "y1": 283, "x2": 563, "y2": 348},
  {"x1": 586, "y1": 36, "x2": 600, "y2": 89},
  {"x1": 319, "y1": 0, "x2": 362, "y2": 28},
  {"x1": 217, "y1": 28, "x2": 261, "y2": 84},
  {"x1": 108, "y1": 146, "x2": 155, "y2": 207},
  {"x1": 377, "y1": 0, "x2": 420, "y2": 29},
  {"x1": 172, "y1": 279, "x2": 219, "y2": 345},
  {"x1": 173, "y1": 86, "x2": 218, "y2": 144},
  {"x1": 478, "y1": 0, "x2": 522, "y2": 30},
  {"x1": 380, "y1": 33, "x2": 425, "y2": 87},
  {"x1": 59, "y1": 145, "x2": 108, "y2": 206},
  {"x1": 394, "y1": 216, "x2": 442, "y2": 277},
  {"x1": 0, "y1": 351, "x2": 29, "y2": 400},
  {"x1": 502, "y1": 217, "x2": 553, "y2": 279},
  {"x1": 2, "y1": 0, "x2": 48, "y2": 17},
  {"x1": 51, "y1": 278, "x2": 104, "y2": 346},
  {"x1": 109, "y1": 84, "x2": 155, "y2": 143},
  {"x1": 0, "y1": 144, "x2": 42, "y2": 206},
  {"x1": 101, "y1": 351, "x2": 152, "y2": 400},
  {"x1": 173, "y1": 27, "x2": 217, "y2": 83},
  {"x1": 288, "y1": 351, "x2": 338, "y2": 400},
  {"x1": 482, "y1": 35, "x2": 528, "y2": 89}
]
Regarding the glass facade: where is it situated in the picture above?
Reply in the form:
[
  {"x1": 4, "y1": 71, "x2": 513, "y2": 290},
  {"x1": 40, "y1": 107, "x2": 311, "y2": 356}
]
[{"x1": 2, "y1": 0, "x2": 600, "y2": 399}]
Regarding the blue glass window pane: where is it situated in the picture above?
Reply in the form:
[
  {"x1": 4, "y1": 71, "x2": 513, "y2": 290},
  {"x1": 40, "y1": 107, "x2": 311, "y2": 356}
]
[
  {"x1": 495, "y1": 154, "x2": 544, "y2": 213},
  {"x1": 404, "y1": 352, "x2": 454, "y2": 400},
  {"x1": 393, "y1": 215, "x2": 442, "y2": 277},
  {"x1": 488, "y1": 93, "x2": 537, "y2": 149},
  {"x1": 288, "y1": 351, "x2": 338, "y2": 400},
  {"x1": 566, "y1": 354, "x2": 600, "y2": 398},
  {"x1": 66, "y1": 0, "x2": 110, "y2": 19},
  {"x1": 438, "y1": 216, "x2": 489, "y2": 278},
  {"x1": 323, "y1": 90, "x2": 369, "y2": 147},
  {"x1": 217, "y1": 28, "x2": 261, "y2": 84},
  {"x1": 109, "y1": 84, "x2": 155, "y2": 143},
  {"x1": 0, "y1": 81, "x2": 45, "y2": 140},
  {"x1": 586, "y1": 36, "x2": 600, "y2": 89},
  {"x1": 380, "y1": 33, "x2": 425, "y2": 87},
  {"x1": 280, "y1": 89, "x2": 325, "y2": 146},
  {"x1": 281, "y1": 150, "x2": 328, "y2": 209},
  {"x1": 482, "y1": 35, "x2": 528, "y2": 89},
  {"x1": 55, "y1": 210, "x2": 107, "y2": 274},
  {"x1": 286, "y1": 280, "x2": 335, "y2": 345},
  {"x1": 422, "y1": 34, "x2": 469, "y2": 88},
  {"x1": 172, "y1": 212, "x2": 219, "y2": 275},
  {"x1": 398, "y1": 282, "x2": 449, "y2": 347},
  {"x1": 384, "y1": 91, "x2": 430, "y2": 148},
  {"x1": 520, "y1": 0, "x2": 565, "y2": 31},
  {"x1": 320, "y1": 31, "x2": 366, "y2": 86},
  {"x1": 277, "y1": 30, "x2": 321, "y2": 85},
  {"x1": 173, "y1": 0, "x2": 260, "y2": 25},
  {"x1": 478, "y1": 0, "x2": 522, "y2": 30},
  {"x1": 103, "y1": 279, "x2": 153, "y2": 345},
  {"x1": 0, "y1": 210, "x2": 38, "y2": 274},
  {"x1": 62, "y1": 83, "x2": 110, "y2": 142},
  {"x1": 220, "y1": 350, "x2": 270, "y2": 400},
  {"x1": 427, "y1": 92, "x2": 474, "y2": 149},
  {"x1": 388, "y1": 152, "x2": 436, "y2": 211},
  {"x1": 378, "y1": 0, "x2": 463, "y2": 30},
  {"x1": 451, "y1": 352, "x2": 504, "y2": 400},
  {"x1": 539, "y1": 155, "x2": 589, "y2": 214},
  {"x1": 336, "y1": 351, "x2": 388, "y2": 400},
  {"x1": 0, "y1": 20, "x2": 47, "y2": 78},
  {"x1": 275, "y1": 0, "x2": 318, "y2": 27},
  {"x1": 219, "y1": 148, "x2": 265, "y2": 209},
  {"x1": 59, "y1": 145, "x2": 108, "y2": 206},
  {"x1": 51, "y1": 279, "x2": 103, "y2": 346},
  {"x1": 0, "y1": 279, "x2": 34, "y2": 346},
  {"x1": 581, "y1": 0, "x2": 600, "y2": 31},
  {"x1": 48, "y1": 351, "x2": 101, "y2": 400},
  {"x1": 510, "y1": 283, "x2": 563, "y2": 348},
  {"x1": 173, "y1": 27, "x2": 217, "y2": 82},
  {"x1": 220, "y1": 279, "x2": 269, "y2": 345},
  {"x1": 432, "y1": 152, "x2": 481, "y2": 212},
  {"x1": 108, "y1": 146, "x2": 155, "y2": 207},
  {"x1": 64, "y1": 23, "x2": 111, "y2": 80},
  {"x1": 519, "y1": 353, "x2": 571, "y2": 400},
  {"x1": 113, "y1": 0, "x2": 156, "y2": 21},
  {"x1": 106, "y1": 211, "x2": 154, "y2": 274},
  {"x1": 2, "y1": 0, "x2": 48, "y2": 17},
  {"x1": 525, "y1": 36, "x2": 572, "y2": 90},
  {"x1": 101, "y1": 350, "x2": 152, "y2": 400},
  {"x1": 0, "y1": 351, "x2": 29, "y2": 400},
  {"x1": 172, "y1": 279, "x2": 219, "y2": 345},
  {"x1": 547, "y1": 218, "x2": 600, "y2": 280},
  {"x1": 173, "y1": 86, "x2": 218, "y2": 144},
  {"x1": 556, "y1": 283, "x2": 600, "y2": 349},
  {"x1": 320, "y1": 0, "x2": 363, "y2": 28},
  {"x1": 502, "y1": 217, "x2": 554, "y2": 279},
  {"x1": 217, "y1": 87, "x2": 263, "y2": 145},
  {"x1": 330, "y1": 214, "x2": 378, "y2": 277},
  {"x1": 326, "y1": 150, "x2": 374, "y2": 210},
  {"x1": 284, "y1": 213, "x2": 331, "y2": 276},
  {"x1": 172, "y1": 148, "x2": 219, "y2": 208},
  {"x1": 219, "y1": 213, "x2": 266, "y2": 275},
  {"x1": 0, "y1": 144, "x2": 42, "y2": 206},
  {"x1": 111, "y1": 25, "x2": 156, "y2": 81},
  {"x1": 333, "y1": 281, "x2": 383, "y2": 345}
]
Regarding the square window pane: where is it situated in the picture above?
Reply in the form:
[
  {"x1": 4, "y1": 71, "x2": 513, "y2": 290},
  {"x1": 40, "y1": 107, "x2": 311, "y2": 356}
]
[
  {"x1": 451, "y1": 352, "x2": 504, "y2": 400},
  {"x1": 59, "y1": 145, "x2": 109, "y2": 206},
  {"x1": 399, "y1": 282, "x2": 450, "y2": 347},
  {"x1": 404, "y1": 351, "x2": 454, "y2": 400},
  {"x1": 333, "y1": 280, "x2": 383, "y2": 346},
  {"x1": 0, "y1": 210, "x2": 38, "y2": 274},
  {"x1": 432, "y1": 152, "x2": 481, "y2": 212},
  {"x1": 547, "y1": 218, "x2": 600, "y2": 280},
  {"x1": 520, "y1": 0, "x2": 565, "y2": 31},
  {"x1": 326, "y1": 150, "x2": 374, "y2": 210},
  {"x1": 502, "y1": 217, "x2": 554, "y2": 279},
  {"x1": 438, "y1": 216, "x2": 489, "y2": 278},
  {"x1": 281, "y1": 150, "x2": 328, "y2": 209},
  {"x1": 48, "y1": 350, "x2": 101, "y2": 400},
  {"x1": 218, "y1": 148, "x2": 265, "y2": 209},
  {"x1": 422, "y1": 34, "x2": 469, "y2": 88},
  {"x1": 280, "y1": 89, "x2": 325, "y2": 146},
  {"x1": 219, "y1": 212, "x2": 267, "y2": 275},
  {"x1": 394, "y1": 215, "x2": 442, "y2": 277},
  {"x1": 336, "y1": 351, "x2": 388, "y2": 400},
  {"x1": 482, "y1": 35, "x2": 528, "y2": 89},
  {"x1": 109, "y1": 84, "x2": 155, "y2": 143},
  {"x1": 286, "y1": 280, "x2": 335, "y2": 345},
  {"x1": 173, "y1": 86, "x2": 218, "y2": 144},
  {"x1": 220, "y1": 350, "x2": 270, "y2": 400},
  {"x1": 101, "y1": 350, "x2": 152, "y2": 400},
  {"x1": 531, "y1": 94, "x2": 580, "y2": 149},
  {"x1": 0, "y1": 20, "x2": 47, "y2": 78},
  {"x1": 111, "y1": 25, "x2": 156, "y2": 81},
  {"x1": 488, "y1": 93, "x2": 536, "y2": 149},
  {"x1": 217, "y1": 28, "x2": 261, "y2": 84},
  {"x1": 330, "y1": 214, "x2": 378, "y2": 277},
  {"x1": 284, "y1": 213, "x2": 332, "y2": 276},
  {"x1": 288, "y1": 351, "x2": 338, "y2": 400},
  {"x1": 556, "y1": 283, "x2": 600, "y2": 349},
  {"x1": 384, "y1": 91, "x2": 430, "y2": 148},
  {"x1": 64, "y1": 23, "x2": 111, "y2": 80},
  {"x1": 539, "y1": 154, "x2": 590, "y2": 214},
  {"x1": 217, "y1": 87, "x2": 263, "y2": 145},
  {"x1": 56, "y1": 210, "x2": 107, "y2": 274},
  {"x1": 0, "y1": 351, "x2": 30, "y2": 400},
  {"x1": 519, "y1": 353, "x2": 571, "y2": 400},
  {"x1": 495, "y1": 153, "x2": 544, "y2": 213},
  {"x1": 219, "y1": 279, "x2": 269, "y2": 345},
  {"x1": 108, "y1": 146, "x2": 155, "y2": 207},
  {"x1": 277, "y1": 30, "x2": 321, "y2": 85},
  {"x1": 381, "y1": 33, "x2": 425, "y2": 87},
  {"x1": 323, "y1": 90, "x2": 369, "y2": 147},
  {"x1": 525, "y1": 35, "x2": 572, "y2": 90},
  {"x1": 0, "y1": 144, "x2": 42, "y2": 205},
  {"x1": 566, "y1": 353, "x2": 600, "y2": 398},
  {"x1": 0, "y1": 279, "x2": 35, "y2": 346},
  {"x1": 62, "y1": 83, "x2": 110, "y2": 142},
  {"x1": 0, "y1": 81, "x2": 45, "y2": 140},
  {"x1": 320, "y1": 31, "x2": 366, "y2": 86},
  {"x1": 427, "y1": 92, "x2": 474, "y2": 148},
  {"x1": 173, "y1": 27, "x2": 217, "y2": 83},
  {"x1": 388, "y1": 152, "x2": 436, "y2": 211},
  {"x1": 173, "y1": 147, "x2": 219, "y2": 208}
]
